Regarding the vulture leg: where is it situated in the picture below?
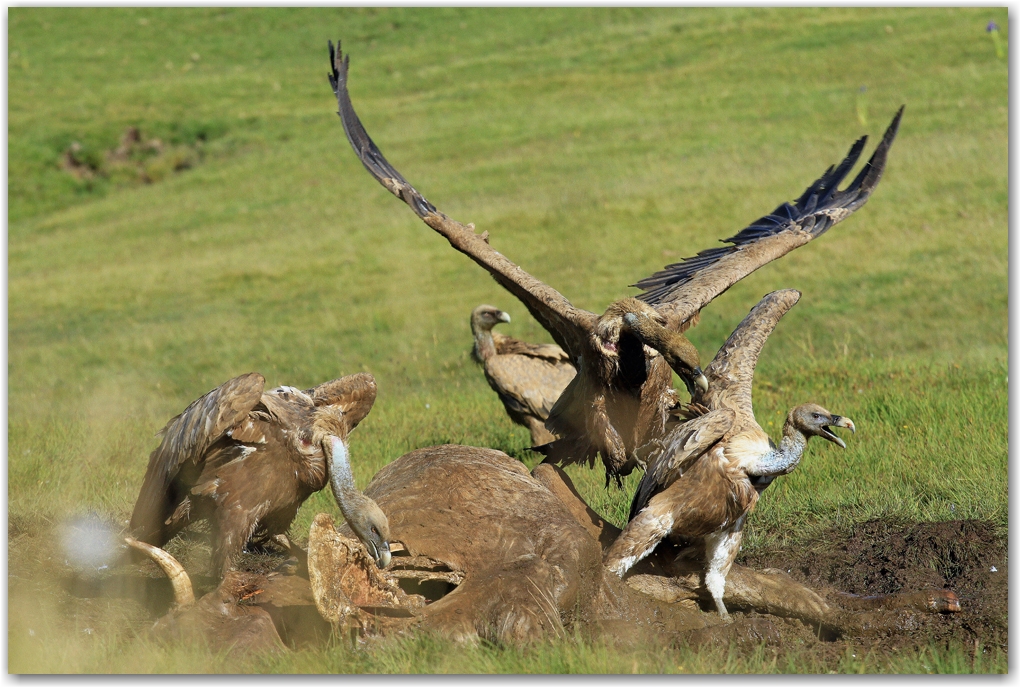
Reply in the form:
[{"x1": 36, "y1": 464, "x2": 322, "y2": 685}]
[
  {"x1": 211, "y1": 507, "x2": 261, "y2": 578},
  {"x1": 701, "y1": 523, "x2": 745, "y2": 621},
  {"x1": 603, "y1": 507, "x2": 675, "y2": 578}
]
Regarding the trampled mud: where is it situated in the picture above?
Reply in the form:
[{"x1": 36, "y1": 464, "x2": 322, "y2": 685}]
[{"x1": 739, "y1": 519, "x2": 1007, "y2": 656}]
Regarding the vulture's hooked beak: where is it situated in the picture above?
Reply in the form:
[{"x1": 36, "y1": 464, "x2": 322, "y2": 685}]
[
  {"x1": 820, "y1": 415, "x2": 856, "y2": 449},
  {"x1": 693, "y1": 368, "x2": 709, "y2": 392},
  {"x1": 680, "y1": 367, "x2": 709, "y2": 396},
  {"x1": 367, "y1": 538, "x2": 391, "y2": 569},
  {"x1": 497, "y1": 311, "x2": 511, "y2": 324}
]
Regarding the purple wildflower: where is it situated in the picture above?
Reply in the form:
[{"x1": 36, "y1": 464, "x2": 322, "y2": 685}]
[{"x1": 987, "y1": 21, "x2": 999, "y2": 33}]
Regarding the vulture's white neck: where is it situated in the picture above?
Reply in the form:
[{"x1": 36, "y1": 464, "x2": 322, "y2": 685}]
[
  {"x1": 750, "y1": 424, "x2": 809, "y2": 477},
  {"x1": 329, "y1": 436, "x2": 358, "y2": 514}
]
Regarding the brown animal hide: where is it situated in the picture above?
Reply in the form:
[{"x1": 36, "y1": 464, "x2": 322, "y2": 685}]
[
  {"x1": 128, "y1": 536, "x2": 329, "y2": 652},
  {"x1": 145, "y1": 570, "x2": 286, "y2": 654},
  {"x1": 308, "y1": 448, "x2": 960, "y2": 646}
]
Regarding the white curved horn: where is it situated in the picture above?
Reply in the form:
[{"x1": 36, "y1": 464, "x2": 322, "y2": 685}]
[{"x1": 125, "y1": 536, "x2": 195, "y2": 607}]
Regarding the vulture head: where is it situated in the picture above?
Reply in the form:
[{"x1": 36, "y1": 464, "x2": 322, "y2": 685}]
[
  {"x1": 471, "y1": 304, "x2": 511, "y2": 334},
  {"x1": 470, "y1": 304, "x2": 511, "y2": 362},
  {"x1": 595, "y1": 298, "x2": 654, "y2": 357},
  {"x1": 620, "y1": 308, "x2": 708, "y2": 396},
  {"x1": 315, "y1": 408, "x2": 392, "y2": 569},
  {"x1": 787, "y1": 403, "x2": 856, "y2": 449}
]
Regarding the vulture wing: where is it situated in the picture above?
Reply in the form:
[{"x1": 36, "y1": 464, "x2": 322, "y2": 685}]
[
  {"x1": 485, "y1": 354, "x2": 578, "y2": 421},
  {"x1": 328, "y1": 41, "x2": 596, "y2": 359},
  {"x1": 129, "y1": 372, "x2": 265, "y2": 541},
  {"x1": 700, "y1": 289, "x2": 801, "y2": 420},
  {"x1": 634, "y1": 108, "x2": 903, "y2": 331},
  {"x1": 493, "y1": 333, "x2": 574, "y2": 364},
  {"x1": 305, "y1": 372, "x2": 378, "y2": 432},
  {"x1": 628, "y1": 407, "x2": 735, "y2": 521}
]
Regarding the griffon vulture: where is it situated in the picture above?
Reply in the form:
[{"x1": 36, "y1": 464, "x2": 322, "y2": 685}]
[
  {"x1": 471, "y1": 304, "x2": 577, "y2": 446},
  {"x1": 328, "y1": 41, "x2": 899, "y2": 484},
  {"x1": 129, "y1": 371, "x2": 390, "y2": 577},
  {"x1": 603, "y1": 290, "x2": 855, "y2": 619}
]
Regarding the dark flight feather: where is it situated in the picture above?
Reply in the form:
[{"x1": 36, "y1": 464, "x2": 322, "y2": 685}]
[{"x1": 633, "y1": 107, "x2": 903, "y2": 305}]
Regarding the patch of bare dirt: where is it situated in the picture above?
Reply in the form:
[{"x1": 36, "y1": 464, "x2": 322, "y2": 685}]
[
  {"x1": 61, "y1": 126, "x2": 206, "y2": 185},
  {"x1": 739, "y1": 519, "x2": 1007, "y2": 655}
]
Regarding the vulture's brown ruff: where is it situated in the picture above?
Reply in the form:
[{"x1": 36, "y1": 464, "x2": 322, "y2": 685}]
[
  {"x1": 603, "y1": 290, "x2": 856, "y2": 619},
  {"x1": 129, "y1": 371, "x2": 378, "y2": 578},
  {"x1": 471, "y1": 304, "x2": 577, "y2": 446},
  {"x1": 328, "y1": 41, "x2": 901, "y2": 485}
]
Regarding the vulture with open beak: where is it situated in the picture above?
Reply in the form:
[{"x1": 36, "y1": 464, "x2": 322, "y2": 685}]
[
  {"x1": 328, "y1": 41, "x2": 899, "y2": 485},
  {"x1": 603, "y1": 290, "x2": 856, "y2": 619},
  {"x1": 471, "y1": 304, "x2": 577, "y2": 446},
  {"x1": 128, "y1": 371, "x2": 390, "y2": 578}
]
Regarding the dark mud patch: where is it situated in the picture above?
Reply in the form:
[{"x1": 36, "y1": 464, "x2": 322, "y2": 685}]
[{"x1": 739, "y1": 519, "x2": 1007, "y2": 657}]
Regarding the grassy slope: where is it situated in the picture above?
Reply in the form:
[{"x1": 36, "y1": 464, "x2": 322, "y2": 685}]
[{"x1": 8, "y1": 7, "x2": 1007, "y2": 673}]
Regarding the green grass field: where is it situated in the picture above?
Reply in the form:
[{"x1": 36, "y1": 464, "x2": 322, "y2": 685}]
[{"x1": 8, "y1": 7, "x2": 1007, "y2": 673}]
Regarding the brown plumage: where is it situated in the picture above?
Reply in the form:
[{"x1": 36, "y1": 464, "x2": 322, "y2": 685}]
[
  {"x1": 129, "y1": 371, "x2": 381, "y2": 578},
  {"x1": 471, "y1": 304, "x2": 577, "y2": 446},
  {"x1": 603, "y1": 290, "x2": 856, "y2": 619},
  {"x1": 328, "y1": 41, "x2": 898, "y2": 484}
]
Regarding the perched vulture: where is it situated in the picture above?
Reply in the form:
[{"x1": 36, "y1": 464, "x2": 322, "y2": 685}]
[
  {"x1": 470, "y1": 304, "x2": 577, "y2": 446},
  {"x1": 329, "y1": 41, "x2": 899, "y2": 484},
  {"x1": 129, "y1": 371, "x2": 390, "y2": 577},
  {"x1": 603, "y1": 290, "x2": 855, "y2": 619}
]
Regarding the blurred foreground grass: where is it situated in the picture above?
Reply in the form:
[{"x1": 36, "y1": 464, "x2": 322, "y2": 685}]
[
  {"x1": 8, "y1": 625, "x2": 1006, "y2": 675},
  {"x1": 8, "y1": 6, "x2": 1007, "y2": 674}
]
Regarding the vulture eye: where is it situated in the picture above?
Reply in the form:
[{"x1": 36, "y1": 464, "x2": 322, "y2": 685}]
[
  {"x1": 812, "y1": 413, "x2": 822, "y2": 420},
  {"x1": 370, "y1": 526, "x2": 378, "y2": 536},
  {"x1": 301, "y1": 438, "x2": 313, "y2": 447}
]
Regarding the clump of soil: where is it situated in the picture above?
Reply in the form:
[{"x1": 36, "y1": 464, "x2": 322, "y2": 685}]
[
  {"x1": 61, "y1": 126, "x2": 204, "y2": 185},
  {"x1": 740, "y1": 519, "x2": 1007, "y2": 654}
]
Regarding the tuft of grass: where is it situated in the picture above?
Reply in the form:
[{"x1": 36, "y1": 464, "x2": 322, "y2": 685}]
[{"x1": 10, "y1": 620, "x2": 1006, "y2": 675}]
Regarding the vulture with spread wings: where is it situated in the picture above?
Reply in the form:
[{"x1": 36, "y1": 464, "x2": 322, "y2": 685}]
[
  {"x1": 328, "y1": 41, "x2": 900, "y2": 484},
  {"x1": 604, "y1": 290, "x2": 856, "y2": 619},
  {"x1": 129, "y1": 371, "x2": 386, "y2": 577}
]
